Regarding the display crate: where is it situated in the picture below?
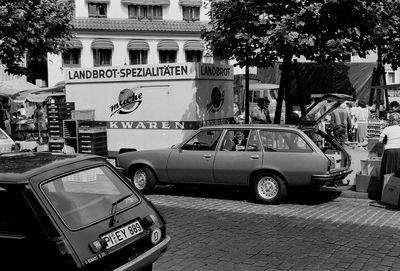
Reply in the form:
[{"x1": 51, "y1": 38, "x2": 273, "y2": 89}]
[
  {"x1": 63, "y1": 120, "x2": 78, "y2": 138},
  {"x1": 71, "y1": 110, "x2": 95, "y2": 120},
  {"x1": 78, "y1": 131, "x2": 107, "y2": 140},
  {"x1": 367, "y1": 120, "x2": 388, "y2": 138}
]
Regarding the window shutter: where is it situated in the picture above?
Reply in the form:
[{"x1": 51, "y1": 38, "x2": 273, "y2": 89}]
[
  {"x1": 88, "y1": 4, "x2": 97, "y2": 17},
  {"x1": 93, "y1": 50, "x2": 100, "y2": 66},
  {"x1": 182, "y1": 7, "x2": 190, "y2": 20},
  {"x1": 193, "y1": 7, "x2": 200, "y2": 20},
  {"x1": 148, "y1": 6, "x2": 153, "y2": 19}
]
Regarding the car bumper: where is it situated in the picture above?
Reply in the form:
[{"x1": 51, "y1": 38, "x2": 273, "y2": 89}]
[
  {"x1": 311, "y1": 168, "x2": 353, "y2": 185},
  {"x1": 114, "y1": 235, "x2": 170, "y2": 271}
]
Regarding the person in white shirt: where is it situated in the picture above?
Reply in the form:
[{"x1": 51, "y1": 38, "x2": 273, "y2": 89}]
[
  {"x1": 379, "y1": 112, "x2": 400, "y2": 194},
  {"x1": 355, "y1": 101, "x2": 369, "y2": 144}
]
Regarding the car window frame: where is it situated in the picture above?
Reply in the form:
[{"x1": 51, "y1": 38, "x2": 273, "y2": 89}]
[
  {"x1": 219, "y1": 128, "x2": 260, "y2": 152},
  {"x1": 39, "y1": 164, "x2": 142, "y2": 230},
  {"x1": 180, "y1": 128, "x2": 224, "y2": 151},
  {"x1": 258, "y1": 128, "x2": 315, "y2": 153}
]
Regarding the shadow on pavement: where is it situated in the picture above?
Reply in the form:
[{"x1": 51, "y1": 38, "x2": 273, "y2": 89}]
[{"x1": 151, "y1": 184, "x2": 344, "y2": 205}]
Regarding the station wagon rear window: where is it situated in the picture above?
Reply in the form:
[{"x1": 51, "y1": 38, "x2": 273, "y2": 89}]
[
  {"x1": 259, "y1": 130, "x2": 313, "y2": 153},
  {"x1": 42, "y1": 166, "x2": 139, "y2": 229}
]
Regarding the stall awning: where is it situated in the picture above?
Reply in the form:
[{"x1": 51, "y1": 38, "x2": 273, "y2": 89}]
[
  {"x1": 127, "y1": 40, "x2": 149, "y2": 50},
  {"x1": 0, "y1": 80, "x2": 36, "y2": 97},
  {"x1": 26, "y1": 92, "x2": 64, "y2": 103},
  {"x1": 157, "y1": 40, "x2": 178, "y2": 51},
  {"x1": 86, "y1": 0, "x2": 110, "y2": 3},
  {"x1": 183, "y1": 40, "x2": 204, "y2": 51},
  {"x1": 179, "y1": 0, "x2": 202, "y2": 7},
  {"x1": 11, "y1": 83, "x2": 65, "y2": 103},
  {"x1": 67, "y1": 39, "x2": 83, "y2": 49},
  {"x1": 91, "y1": 39, "x2": 114, "y2": 49},
  {"x1": 121, "y1": 0, "x2": 170, "y2": 5}
]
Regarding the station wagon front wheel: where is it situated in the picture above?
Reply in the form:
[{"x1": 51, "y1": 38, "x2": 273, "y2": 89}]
[
  {"x1": 130, "y1": 167, "x2": 156, "y2": 194},
  {"x1": 253, "y1": 173, "x2": 287, "y2": 203}
]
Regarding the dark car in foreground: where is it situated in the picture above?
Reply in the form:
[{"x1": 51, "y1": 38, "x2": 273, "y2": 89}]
[
  {"x1": 0, "y1": 152, "x2": 169, "y2": 271},
  {"x1": 117, "y1": 94, "x2": 353, "y2": 203}
]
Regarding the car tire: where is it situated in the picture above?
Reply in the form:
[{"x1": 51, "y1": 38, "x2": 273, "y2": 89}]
[
  {"x1": 253, "y1": 173, "x2": 287, "y2": 203},
  {"x1": 130, "y1": 167, "x2": 156, "y2": 194}
]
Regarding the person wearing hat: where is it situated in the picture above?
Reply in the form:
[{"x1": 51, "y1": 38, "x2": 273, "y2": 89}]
[{"x1": 379, "y1": 112, "x2": 400, "y2": 196}]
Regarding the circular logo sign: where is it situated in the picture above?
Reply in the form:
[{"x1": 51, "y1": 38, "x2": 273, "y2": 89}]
[{"x1": 110, "y1": 88, "x2": 143, "y2": 117}]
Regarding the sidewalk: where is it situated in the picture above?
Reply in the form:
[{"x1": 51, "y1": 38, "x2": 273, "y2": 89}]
[{"x1": 326, "y1": 144, "x2": 371, "y2": 200}]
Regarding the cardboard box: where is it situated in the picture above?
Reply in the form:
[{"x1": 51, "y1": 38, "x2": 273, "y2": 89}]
[
  {"x1": 355, "y1": 172, "x2": 380, "y2": 194},
  {"x1": 360, "y1": 158, "x2": 381, "y2": 176},
  {"x1": 381, "y1": 174, "x2": 400, "y2": 206}
]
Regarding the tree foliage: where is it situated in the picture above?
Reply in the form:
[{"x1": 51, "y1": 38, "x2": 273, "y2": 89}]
[
  {"x1": 0, "y1": 0, "x2": 74, "y2": 76},
  {"x1": 201, "y1": 0, "x2": 399, "y2": 123}
]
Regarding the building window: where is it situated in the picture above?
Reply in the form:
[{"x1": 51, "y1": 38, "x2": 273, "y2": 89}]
[
  {"x1": 88, "y1": 3, "x2": 107, "y2": 18},
  {"x1": 387, "y1": 71, "x2": 395, "y2": 84},
  {"x1": 159, "y1": 51, "x2": 177, "y2": 63},
  {"x1": 129, "y1": 50, "x2": 148, "y2": 65},
  {"x1": 185, "y1": 51, "x2": 202, "y2": 63},
  {"x1": 182, "y1": 6, "x2": 200, "y2": 21},
  {"x1": 62, "y1": 49, "x2": 81, "y2": 67},
  {"x1": 93, "y1": 49, "x2": 112, "y2": 66},
  {"x1": 128, "y1": 5, "x2": 162, "y2": 20}
]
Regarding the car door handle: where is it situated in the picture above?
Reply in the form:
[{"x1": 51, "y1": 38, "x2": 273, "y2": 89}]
[
  {"x1": 203, "y1": 154, "x2": 212, "y2": 159},
  {"x1": 250, "y1": 155, "x2": 260, "y2": 159}
]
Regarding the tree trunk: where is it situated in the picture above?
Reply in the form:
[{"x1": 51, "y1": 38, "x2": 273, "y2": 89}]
[
  {"x1": 245, "y1": 64, "x2": 250, "y2": 124},
  {"x1": 275, "y1": 52, "x2": 293, "y2": 124}
]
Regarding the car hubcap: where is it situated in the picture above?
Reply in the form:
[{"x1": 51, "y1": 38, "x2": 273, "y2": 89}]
[
  {"x1": 133, "y1": 169, "x2": 147, "y2": 190},
  {"x1": 257, "y1": 177, "x2": 278, "y2": 200}
]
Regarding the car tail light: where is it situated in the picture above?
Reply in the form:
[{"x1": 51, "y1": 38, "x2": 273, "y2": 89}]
[
  {"x1": 326, "y1": 155, "x2": 335, "y2": 171},
  {"x1": 89, "y1": 239, "x2": 107, "y2": 253},
  {"x1": 150, "y1": 228, "x2": 162, "y2": 245}
]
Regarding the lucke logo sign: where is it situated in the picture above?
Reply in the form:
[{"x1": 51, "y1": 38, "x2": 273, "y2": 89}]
[{"x1": 110, "y1": 88, "x2": 143, "y2": 117}]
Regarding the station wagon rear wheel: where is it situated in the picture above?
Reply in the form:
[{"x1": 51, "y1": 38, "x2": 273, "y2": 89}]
[
  {"x1": 253, "y1": 173, "x2": 287, "y2": 203},
  {"x1": 130, "y1": 167, "x2": 156, "y2": 194}
]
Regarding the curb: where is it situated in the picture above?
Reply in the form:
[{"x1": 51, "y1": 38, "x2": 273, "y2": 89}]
[{"x1": 321, "y1": 185, "x2": 373, "y2": 200}]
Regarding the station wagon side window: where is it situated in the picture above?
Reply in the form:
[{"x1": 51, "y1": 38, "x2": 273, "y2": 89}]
[
  {"x1": 259, "y1": 130, "x2": 313, "y2": 153},
  {"x1": 181, "y1": 130, "x2": 222, "y2": 151},
  {"x1": 220, "y1": 129, "x2": 260, "y2": 152},
  {"x1": 42, "y1": 166, "x2": 140, "y2": 229}
]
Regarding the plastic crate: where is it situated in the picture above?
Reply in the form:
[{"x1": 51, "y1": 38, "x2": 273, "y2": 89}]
[
  {"x1": 71, "y1": 110, "x2": 95, "y2": 120},
  {"x1": 78, "y1": 132, "x2": 107, "y2": 140}
]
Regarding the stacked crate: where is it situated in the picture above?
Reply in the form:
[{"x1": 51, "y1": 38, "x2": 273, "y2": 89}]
[
  {"x1": 78, "y1": 121, "x2": 107, "y2": 156},
  {"x1": 47, "y1": 102, "x2": 75, "y2": 152}
]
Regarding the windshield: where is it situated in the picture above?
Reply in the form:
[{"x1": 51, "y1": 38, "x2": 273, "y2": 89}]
[{"x1": 42, "y1": 166, "x2": 139, "y2": 229}]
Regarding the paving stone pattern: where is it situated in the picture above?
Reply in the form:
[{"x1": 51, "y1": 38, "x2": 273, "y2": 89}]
[{"x1": 150, "y1": 194, "x2": 400, "y2": 271}]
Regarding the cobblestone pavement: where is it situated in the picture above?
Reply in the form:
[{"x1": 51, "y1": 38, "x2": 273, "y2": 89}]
[{"x1": 150, "y1": 187, "x2": 400, "y2": 271}]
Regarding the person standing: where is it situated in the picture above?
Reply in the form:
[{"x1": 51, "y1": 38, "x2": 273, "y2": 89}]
[
  {"x1": 346, "y1": 101, "x2": 356, "y2": 142},
  {"x1": 379, "y1": 113, "x2": 400, "y2": 195},
  {"x1": 233, "y1": 102, "x2": 242, "y2": 124},
  {"x1": 0, "y1": 103, "x2": 7, "y2": 132},
  {"x1": 330, "y1": 103, "x2": 351, "y2": 145},
  {"x1": 251, "y1": 98, "x2": 271, "y2": 124},
  {"x1": 355, "y1": 101, "x2": 369, "y2": 144}
]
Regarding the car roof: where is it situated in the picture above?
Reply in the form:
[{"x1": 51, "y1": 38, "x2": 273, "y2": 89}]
[
  {"x1": 198, "y1": 124, "x2": 298, "y2": 130},
  {"x1": 0, "y1": 152, "x2": 102, "y2": 185}
]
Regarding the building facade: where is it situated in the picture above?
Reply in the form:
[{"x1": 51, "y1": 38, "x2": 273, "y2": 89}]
[{"x1": 47, "y1": 0, "x2": 214, "y2": 86}]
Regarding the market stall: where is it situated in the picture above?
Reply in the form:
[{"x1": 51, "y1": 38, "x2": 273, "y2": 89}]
[
  {"x1": 354, "y1": 111, "x2": 387, "y2": 195},
  {"x1": 9, "y1": 84, "x2": 65, "y2": 150}
]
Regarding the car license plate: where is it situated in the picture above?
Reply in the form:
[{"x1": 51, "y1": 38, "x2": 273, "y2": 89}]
[{"x1": 101, "y1": 220, "x2": 143, "y2": 249}]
